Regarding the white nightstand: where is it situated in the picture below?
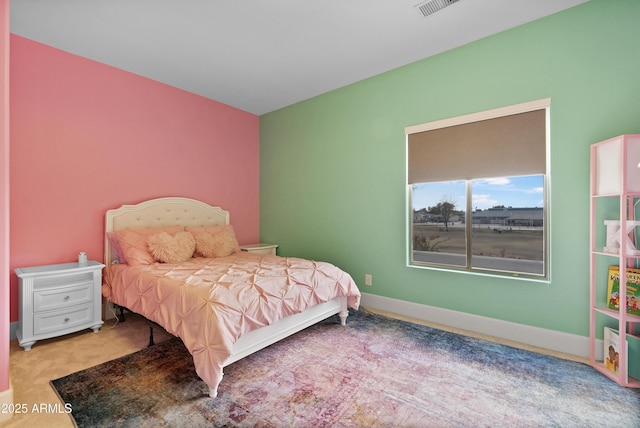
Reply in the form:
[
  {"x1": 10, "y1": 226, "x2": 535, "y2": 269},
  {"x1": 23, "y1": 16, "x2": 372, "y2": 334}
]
[
  {"x1": 240, "y1": 243, "x2": 278, "y2": 255},
  {"x1": 15, "y1": 260, "x2": 105, "y2": 351}
]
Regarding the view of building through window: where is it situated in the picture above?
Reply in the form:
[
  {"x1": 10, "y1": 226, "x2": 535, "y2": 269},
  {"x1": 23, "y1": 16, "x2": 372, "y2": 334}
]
[{"x1": 411, "y1": 175, "x2": 545, "y2": 276}]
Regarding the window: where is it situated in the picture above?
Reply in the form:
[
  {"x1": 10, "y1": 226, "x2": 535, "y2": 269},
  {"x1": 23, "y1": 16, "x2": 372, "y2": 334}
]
[{"x1": 406, "y1": 99, "x2": 549, "y2": 278}]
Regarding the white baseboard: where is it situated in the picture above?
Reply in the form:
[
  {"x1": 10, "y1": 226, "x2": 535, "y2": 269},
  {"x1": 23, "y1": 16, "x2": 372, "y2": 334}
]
[
  {"x1": 103, "y1": 301, "x2": 118, "y2": 321},
  {"x1": 360, "y1": 292, "x2": 596, "y2": 361}
]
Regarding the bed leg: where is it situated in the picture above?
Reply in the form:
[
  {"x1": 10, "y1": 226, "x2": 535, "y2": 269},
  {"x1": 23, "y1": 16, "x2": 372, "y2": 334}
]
[
  {"x1": 116, "y1": 305, "x2": 126, "y2": 322},
  {"x1": 148, "y1": 326, "x2": 155, "y2": 347},
  {"x1": 339, "y1": 310, "x2": 349, "y2": 326}
]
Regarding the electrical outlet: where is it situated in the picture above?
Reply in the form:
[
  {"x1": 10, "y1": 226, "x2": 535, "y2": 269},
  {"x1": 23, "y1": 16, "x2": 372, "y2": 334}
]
[{"x1": 365, "y1": 274, "x2": 372, "y2": 286}]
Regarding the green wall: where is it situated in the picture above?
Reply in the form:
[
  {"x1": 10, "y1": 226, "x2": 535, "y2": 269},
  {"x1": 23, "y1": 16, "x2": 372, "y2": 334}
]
[{"x1": 259, "y1": 0, "x2": 640, "y2": 337}]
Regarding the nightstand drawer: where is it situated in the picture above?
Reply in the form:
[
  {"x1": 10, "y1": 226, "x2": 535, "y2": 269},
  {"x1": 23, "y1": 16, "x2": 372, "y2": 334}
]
[
  {"x1": 33, "y1": 282, "x2": 93, "y2": 312},
  {"x1": 33, "y1": 271, "x2": 94, "y2": 289},
  {"x1": 247, "y1": 247, "x2": 275, "y2": 255},
  {"x1": 33, "y1": 304, "x2": 93, "y2": 335}
]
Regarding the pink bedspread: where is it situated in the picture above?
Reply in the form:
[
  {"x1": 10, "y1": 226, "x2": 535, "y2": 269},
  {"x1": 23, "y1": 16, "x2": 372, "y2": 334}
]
[{"x1": 103, "y1": 252, "x2": 360, "y2": 396}]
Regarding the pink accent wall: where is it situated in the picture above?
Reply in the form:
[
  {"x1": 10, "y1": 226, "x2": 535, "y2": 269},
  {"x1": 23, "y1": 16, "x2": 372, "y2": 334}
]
[
  {"x1": 9, "y1": 35, "x2": 260, "y2": 323},
  {"x1": 1, "y1": 0, "x2": 10, "y2": 393}
]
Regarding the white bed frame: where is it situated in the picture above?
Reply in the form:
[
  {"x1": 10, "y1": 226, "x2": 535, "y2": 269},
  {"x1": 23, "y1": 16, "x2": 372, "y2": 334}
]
[{"x1": 104, "y1": 196, "x2": 349, "y2": 397}]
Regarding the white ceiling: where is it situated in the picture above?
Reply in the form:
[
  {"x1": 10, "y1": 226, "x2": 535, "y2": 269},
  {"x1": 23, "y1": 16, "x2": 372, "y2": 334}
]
[{"x1": 10, "y1": 0, "x2": 589, "y2": 115}]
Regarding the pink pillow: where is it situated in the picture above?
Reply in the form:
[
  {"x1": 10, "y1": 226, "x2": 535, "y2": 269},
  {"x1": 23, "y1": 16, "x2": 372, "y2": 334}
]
[
  {"x1": 114, "y1": 225, "x2": 184, "y2": 266},
  {"x1": 147, "y1": 231, "x2": 196, "y2": 264},
  {"x1": 106, "y1": 232, "x2": 127, "y2": 264},
  {"x1": 185, "y1": 225, "x2": 240, "y2": 258}
]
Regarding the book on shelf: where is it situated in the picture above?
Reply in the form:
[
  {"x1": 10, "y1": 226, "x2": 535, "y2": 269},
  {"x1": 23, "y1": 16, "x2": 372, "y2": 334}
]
[
  {"x1": 603, "y1": 326, "x2": 640, "y2": 381},
  {"x1": 604, "y1": 327, "x2": 627, "y2": 382},
  {"x1": 606, "y1": 265, "x2": 640, "y2": 316}
]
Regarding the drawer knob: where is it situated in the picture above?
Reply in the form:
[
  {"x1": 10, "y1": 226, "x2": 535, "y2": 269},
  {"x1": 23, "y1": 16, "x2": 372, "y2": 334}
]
[
  {"x1": 64, "y1": 296, "x2": 70, "y2": 301},
  {"x1": 64, "y1": 318, "x2": 70, "y2": 323}
]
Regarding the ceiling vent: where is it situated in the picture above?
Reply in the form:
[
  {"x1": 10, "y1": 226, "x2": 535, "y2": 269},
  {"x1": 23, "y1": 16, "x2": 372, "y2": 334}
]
[{"x1": 415, "y1": 0, "x2": 461, "y2": 18}]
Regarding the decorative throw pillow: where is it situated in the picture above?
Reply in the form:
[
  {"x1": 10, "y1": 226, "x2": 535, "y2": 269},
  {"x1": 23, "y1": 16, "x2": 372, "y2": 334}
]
[
  {"x1": 114, "y1": 225, "x2": 184, "y2": 266},
  {"x1": 186, "y1": 225, "x2": 240, "y2": 258},
  {"x1": 106, "y1": 232, "x2": 127, "y2": 264},
  {"x1": 147, "y1": 231, "x2": 196, "y2": 264}
]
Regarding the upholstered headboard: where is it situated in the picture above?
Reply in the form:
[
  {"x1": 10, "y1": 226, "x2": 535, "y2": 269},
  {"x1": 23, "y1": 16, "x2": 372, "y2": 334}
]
[{"x1": 104, "y1": 197, "x2": 230, "y2": 267}]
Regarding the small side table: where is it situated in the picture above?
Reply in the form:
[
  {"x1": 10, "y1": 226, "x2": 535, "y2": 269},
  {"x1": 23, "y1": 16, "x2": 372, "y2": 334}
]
[
  {"x1": 239, "y1": 243, "x2": 278, "y2": 255},
  {"x1": 15, "y1": 260, "x2": 105, "y2": 351}
]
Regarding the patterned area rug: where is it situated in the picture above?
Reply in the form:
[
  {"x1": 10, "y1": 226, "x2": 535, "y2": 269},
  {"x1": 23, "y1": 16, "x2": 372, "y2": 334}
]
[{"x1": 51, "y1": 309, "x2": 640, "y2": 427}]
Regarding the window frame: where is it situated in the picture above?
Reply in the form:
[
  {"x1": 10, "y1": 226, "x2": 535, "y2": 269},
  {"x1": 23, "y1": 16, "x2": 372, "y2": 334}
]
[{"x1": 405, "y1": 99, "x2": 550, "y2": 281}]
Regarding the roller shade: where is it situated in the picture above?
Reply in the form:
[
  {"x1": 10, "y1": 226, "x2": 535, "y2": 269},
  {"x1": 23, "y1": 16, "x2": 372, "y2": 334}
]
[{"x1": 407, "y1": 109, "x2": 546, "y2": 184}]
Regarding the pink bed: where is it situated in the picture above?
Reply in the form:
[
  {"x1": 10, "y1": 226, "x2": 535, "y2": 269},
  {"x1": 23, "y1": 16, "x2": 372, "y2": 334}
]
[{"x1": 102, "y1": 197, "x2": 361, "y2": 397}]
